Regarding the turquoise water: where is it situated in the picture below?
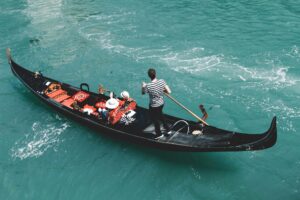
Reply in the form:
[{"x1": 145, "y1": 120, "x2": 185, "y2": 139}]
[{"x1": 1, "y1": 0, "x2": 300, "y2": 199}]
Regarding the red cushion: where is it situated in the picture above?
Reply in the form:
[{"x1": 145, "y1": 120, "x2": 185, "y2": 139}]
[
  {"x1": 109, "y1": 101, "x2": 137, "y2": 125},
  {"x1": 72, "y1": 91, "x2": 90, "y2": 102},
  {"x1": 61, "y1": 98, "x2": 75, "y2": 108},
  {"x1": 54, "y1": 94, "x2": 70, "y2": 102},
  {"x1": 95, "y1": 101, "x2": 106, "y2": 109},
  {"x1": 83, "y1": 104, "x2": 96, "y2": 112},
  {"x1": 47, "y1": 89, "x2": 66, "y2": 98}
]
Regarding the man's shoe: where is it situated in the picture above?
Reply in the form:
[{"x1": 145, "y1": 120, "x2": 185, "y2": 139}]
[
  {"x1": 155, "y1": 134, "x2": 165, "y2": 140},
  {"x1": 162, "y1": 128, "x2": 172, "y2": 136},
  {"x1": 166, "y1": 130, "x2": 173, "y2": 135}
]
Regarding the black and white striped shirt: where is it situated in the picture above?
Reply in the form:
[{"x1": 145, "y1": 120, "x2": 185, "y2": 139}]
[{"x1": 144, "y1": 79, "x2": 166, "y2": 107}]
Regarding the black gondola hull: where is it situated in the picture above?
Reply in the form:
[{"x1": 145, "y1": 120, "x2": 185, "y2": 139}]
[{"x1": 6, "y1": 48, "x2": 277, "y2": 152}]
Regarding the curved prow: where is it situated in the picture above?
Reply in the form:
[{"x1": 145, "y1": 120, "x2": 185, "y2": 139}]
[
  {"x1": 270, "y1": 116, "x2": 276, "y2": 130},
  {"x1": 267, "y1": 116, "x2": 277, "y2": 135},
  {"x1": 263, "y1": 116, "x2": 277, "y2": 149}
]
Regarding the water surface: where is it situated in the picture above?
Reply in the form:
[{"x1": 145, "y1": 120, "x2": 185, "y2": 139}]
[{"x1": 0, "y1": 0, "x2": 299, "y2": 199}]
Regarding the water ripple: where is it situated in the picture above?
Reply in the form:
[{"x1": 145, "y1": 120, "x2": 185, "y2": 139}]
[{"x1": 11, "y1": 118, "x2": 70, "y2": 160}]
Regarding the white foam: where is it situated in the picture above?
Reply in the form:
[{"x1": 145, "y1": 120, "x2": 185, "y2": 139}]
[
  {"x1": 236, "y1": 64, "x2": 298, "y2": 89},
  {"x1": 78, "y1": 19, "x2": 299, "y2": 134},
  {"x1": 238, "y1": 75, "x2": 246, "y2": 81},
  {"x1": 78, "y1": 13, "x2": 300, "y2": 93},
  {"x1": 237, "y1": 94, "x2": 299, "y2": 133},
  {"x1": 79, "y1": 27, "x2": 143, "y2": 58},
  {"x1": 286, "y1": 45, "x2": 300, "y2": 58},
  {"x1": 161, "y1": 52, "x2": 222, "y2": 74},
  {"x1": 190, "y1": 167, "x2": 201, "y2": 180},
  {"x1": 81, "y1": 24, "x2": 300, "y2": 90},
  {"x1": 11, "y1": 121, "x2": 70, "y2": 160},
  {"x1": 84, "y1": 11, "x2": 136, "y2": 23},
  {"x1": 24, "y1": 0, "x2": 63, "y2": 25},
  {"x1": 145, "y1": 33, "x2": 165, "y2": 38}
]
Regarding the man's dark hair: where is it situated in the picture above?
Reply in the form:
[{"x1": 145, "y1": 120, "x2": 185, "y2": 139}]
[{"x1": 148, "y1": 68, "x2": 156, "y2": 80}]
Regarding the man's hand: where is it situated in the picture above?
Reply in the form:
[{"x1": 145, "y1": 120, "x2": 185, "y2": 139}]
[
  {"x1": 142, "y1": 82, "x2": 146, "y2": 95},
  {"x1": 164, "y1": 85, "x2": 171, "y2": 94}
]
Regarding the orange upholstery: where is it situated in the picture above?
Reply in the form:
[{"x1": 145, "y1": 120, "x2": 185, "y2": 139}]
[
  {"x1": 91, "y1": 112, "x2": 99, "y2": 117},
  {"x1": 44, "y1": 83, "x2": 62, "y2": 95},
  {"x1": 61, "y1": 98, "x2": 75, "y2": 108},
  {"x1": 72, "y1": 91, "x2": 90, "y2": 102},
  {"x1": 83, "y1": 104, "x2": 96, "y2": 112},
  {"x1": 47, "y1": 89, "x2": 66, "y2": 98},
  {"x1": 82, "y1": 104, "x2": 98, "y2": 116},
  {"x1": 54, "y1": 94, "x2": 70, "y2": 102},
  {"x1": 95, "y1": 101, "x2": 106, "y2": 109},
  {"x1": 109, "y1": 101, "x2": 137, "y2": 125}
]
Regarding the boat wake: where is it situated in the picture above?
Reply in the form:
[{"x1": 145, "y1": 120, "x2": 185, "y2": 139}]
[
  {"x1": 78, "y1": 13, "x2": 299, "y2": 91},
  {"x1": 80, "y1": 25, "x2": 299, "y2": 132},
  {"x1": 76, "y1": 11, "x2": 299, "y2": 134},
  {"x1": 11, "y1": 117, "x2": 70, "y2": 160}
]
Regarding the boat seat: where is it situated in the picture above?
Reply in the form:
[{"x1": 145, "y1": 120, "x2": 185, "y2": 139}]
[
  {"x1": 61, "y1": 98, "x2": 75, "y2": 108},
  {"x1": 109, "y1": 100, "x2": 137, "y2": 125},
  {"x1": 95, "y1": 101, "x2": 106, "y2": 109},
  {"x1": 72, "y1": 91, "x2": 90, "y2": 103},
  {"x1": 47, "y1": 89, "x2": 66, "y2": 98},
  {"x1": 54, "y1": 94, "x2": 70, "y2": 102},
  {"x1": 91, "y1": 112, "x2": 99, "y2": 117},
  {"x1": 83, "y1": 104, "x2": 98, "y2": 116}
]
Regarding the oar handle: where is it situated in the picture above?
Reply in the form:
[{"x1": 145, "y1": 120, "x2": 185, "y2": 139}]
[{"x1": 165, "y1": 93, "x2": 209, "y2": 126}]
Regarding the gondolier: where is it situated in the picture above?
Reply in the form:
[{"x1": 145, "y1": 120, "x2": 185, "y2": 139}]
[{"x1": 142, "y1": 68, "x2": 171, "y2": 139}]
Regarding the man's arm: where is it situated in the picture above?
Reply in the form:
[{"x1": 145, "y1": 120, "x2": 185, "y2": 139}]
[
  {"x1": 202, "y1": 111, "x2": 208, "y2": 121},
  {"x1": 142, "y1": 82, "x2": 147, "y2": 95},
  {"x1": 164, "y1": 85, "x2": 171, "y2": 94}
]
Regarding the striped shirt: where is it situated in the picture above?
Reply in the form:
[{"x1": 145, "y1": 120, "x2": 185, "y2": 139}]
[{"x1": 144, "y1": 79, "x2": 166, "y2": 107}]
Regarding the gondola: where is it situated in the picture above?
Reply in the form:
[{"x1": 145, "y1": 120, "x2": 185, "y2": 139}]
[{"x1": 6, "y1": 48, "x2": 277, "y2": 152}]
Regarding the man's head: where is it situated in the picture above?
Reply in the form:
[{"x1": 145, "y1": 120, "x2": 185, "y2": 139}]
[
  {"x1": 199, "y1": 104, "x2": 205, "y2": 111},
  {"x1": 148, "y1": 68, "x2": 156, "y2": 80}
]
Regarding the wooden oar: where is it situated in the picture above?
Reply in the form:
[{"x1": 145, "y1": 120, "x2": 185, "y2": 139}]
[{"x1": 164, "y1": 93, "x2": 209, "y2": 126}]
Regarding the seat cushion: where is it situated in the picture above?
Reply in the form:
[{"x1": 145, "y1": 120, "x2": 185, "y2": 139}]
[
  {"x1": 61, "y1": 98, "x2": 75, "y2": 108},
  {"x1": 47, "y1": 89, "x2": 66, "y2": 98},
  {"x1": 54, "y1": 94, "x2": 70, "y2": 102},
  {"x1": 72, "y1": 91, "x2": 90, "y2": 102}
]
